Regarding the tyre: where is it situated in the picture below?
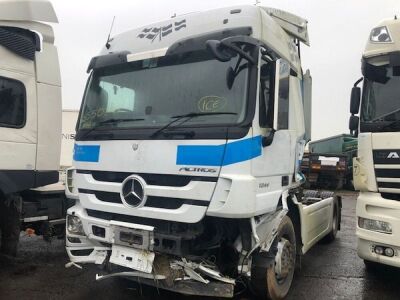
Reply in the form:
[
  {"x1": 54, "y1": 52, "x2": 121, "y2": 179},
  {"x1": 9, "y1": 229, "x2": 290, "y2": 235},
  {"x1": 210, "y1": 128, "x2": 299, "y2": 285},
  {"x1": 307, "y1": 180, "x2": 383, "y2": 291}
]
[
  {"x1": 251, "y1": 216, "x2": 296, "y2": 300},
  {"x1": 322, "y1": 200, "x2": 339, "y2": 243}
]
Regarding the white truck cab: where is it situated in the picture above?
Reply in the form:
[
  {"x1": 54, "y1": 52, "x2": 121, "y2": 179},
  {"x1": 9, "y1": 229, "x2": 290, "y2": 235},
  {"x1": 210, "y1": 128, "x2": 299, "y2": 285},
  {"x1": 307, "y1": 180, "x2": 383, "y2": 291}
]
[
  {"x1": 66, "y1": 6, "x2": 341, "y2": 299},
  {"x1": 350, "y1": 17, "x2": 400, "y2": 269},
  {"x1": 0, "y1": 0, "x2": 61, "y2": 255}
]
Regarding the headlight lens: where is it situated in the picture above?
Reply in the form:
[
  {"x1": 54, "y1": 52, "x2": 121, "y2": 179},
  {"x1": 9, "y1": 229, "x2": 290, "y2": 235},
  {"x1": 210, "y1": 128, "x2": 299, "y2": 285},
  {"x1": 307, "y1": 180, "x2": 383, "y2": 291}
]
[
  {"x1": 67, "y1": 215, "x2": 84, "y2": 235},
  {"x1": 358, "y1": 217, "x2": 392, "y2": 234}
]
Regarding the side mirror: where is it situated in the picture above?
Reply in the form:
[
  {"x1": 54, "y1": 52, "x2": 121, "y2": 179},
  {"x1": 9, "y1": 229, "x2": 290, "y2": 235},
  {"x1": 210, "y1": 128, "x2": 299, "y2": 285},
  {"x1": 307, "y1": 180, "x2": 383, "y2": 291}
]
[
  {"x1": 262, "y1": 130, "x2": 275, "y2": 147},
  {"x1": 350, "y1": 87, "x2": 361, "y2": 114},
  {"x1": 349, "y1": 115, "x2": 359, "y2": 133}
]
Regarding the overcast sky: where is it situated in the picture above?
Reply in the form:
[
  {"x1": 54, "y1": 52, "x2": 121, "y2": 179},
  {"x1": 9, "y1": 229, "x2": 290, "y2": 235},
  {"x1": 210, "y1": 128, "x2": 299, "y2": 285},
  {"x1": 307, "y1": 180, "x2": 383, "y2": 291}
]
[{"x1": 51, "y1": 0, "x2": 400, "y2": 140}]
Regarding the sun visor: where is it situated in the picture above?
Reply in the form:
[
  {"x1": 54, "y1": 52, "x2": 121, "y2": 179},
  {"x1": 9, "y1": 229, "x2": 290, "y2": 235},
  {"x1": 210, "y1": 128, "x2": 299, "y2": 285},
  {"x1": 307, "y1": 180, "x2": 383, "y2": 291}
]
[
  {"x1": 261, "y1": 7, "x2": 310, "y2": 46},
  {"x1": 362, "y1": 58, "x2": 389, "y2": 83},
  {"x1": 87, "y1": 51, "x2": 131, "y2": 73}
]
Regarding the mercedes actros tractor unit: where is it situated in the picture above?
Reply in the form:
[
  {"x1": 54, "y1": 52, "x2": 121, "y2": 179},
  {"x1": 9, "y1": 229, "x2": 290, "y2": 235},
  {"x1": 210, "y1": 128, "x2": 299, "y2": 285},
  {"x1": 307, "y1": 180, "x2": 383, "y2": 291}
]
[
  {"x1": 350, "y1": 17, "x2": 400, "y2": 269},
  {"x1": 66, "y1": 6, "x2": 341, "y2": 299}
]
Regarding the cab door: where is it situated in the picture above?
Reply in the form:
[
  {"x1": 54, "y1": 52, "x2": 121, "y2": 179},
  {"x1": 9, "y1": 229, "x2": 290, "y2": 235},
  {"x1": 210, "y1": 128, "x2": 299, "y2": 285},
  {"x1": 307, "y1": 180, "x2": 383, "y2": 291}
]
[
  {"x1": 252, "y1": 58, "x2": 293, "y2": 196},
  {"x1": 0, "y1": 27, "x2": 38, "y2": 191}
]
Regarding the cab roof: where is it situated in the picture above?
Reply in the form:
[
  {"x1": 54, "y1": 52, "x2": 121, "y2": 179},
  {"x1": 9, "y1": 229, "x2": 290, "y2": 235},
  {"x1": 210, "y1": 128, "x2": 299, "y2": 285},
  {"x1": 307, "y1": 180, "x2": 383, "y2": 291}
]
[
  {"x1": 364, "y1": 17, "x2": 400, "y2": 61},
  {"x1": 0, "y1": 0, "x2": 58, "y2": 23},
  {"x1": 102, "y1": 5, "x2": 309, "y2": 74}
]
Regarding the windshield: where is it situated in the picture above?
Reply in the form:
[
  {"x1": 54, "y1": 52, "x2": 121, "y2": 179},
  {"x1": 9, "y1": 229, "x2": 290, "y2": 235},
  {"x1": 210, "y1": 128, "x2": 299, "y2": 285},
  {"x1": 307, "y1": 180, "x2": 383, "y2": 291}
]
[
  {"x1": 78, "y1": 50, "x2": 249, "y2": 133},
  {"x1": 361, "y1": 65, "x2": 400, "y2": 131}
]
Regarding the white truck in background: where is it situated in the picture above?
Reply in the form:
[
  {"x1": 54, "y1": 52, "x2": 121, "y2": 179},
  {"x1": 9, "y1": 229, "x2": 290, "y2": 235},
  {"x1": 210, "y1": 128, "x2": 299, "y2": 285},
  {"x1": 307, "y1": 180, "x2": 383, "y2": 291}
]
[
  {"x1": 61, "y1": 110, "x2": 79, "y2": 169},
  {"x1": 22, "y1": 109, "x2": 78, "y2": 241},
  {"x1": 66, "y1": 6, "x2": 341, "y2": 299},
  {"x1": 0, "y1": 0, "x2": 76, "y2": 254},
  {"x1": 350, "y1": 17, "x2": 400, "y2": 269}
]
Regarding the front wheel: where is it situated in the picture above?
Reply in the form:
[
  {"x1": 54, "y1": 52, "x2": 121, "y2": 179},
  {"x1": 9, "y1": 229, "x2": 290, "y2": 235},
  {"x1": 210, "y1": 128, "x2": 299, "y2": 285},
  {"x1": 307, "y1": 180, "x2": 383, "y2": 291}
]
[{"x1": 251, "y1": 216, "x2": 296, "y2": 300}]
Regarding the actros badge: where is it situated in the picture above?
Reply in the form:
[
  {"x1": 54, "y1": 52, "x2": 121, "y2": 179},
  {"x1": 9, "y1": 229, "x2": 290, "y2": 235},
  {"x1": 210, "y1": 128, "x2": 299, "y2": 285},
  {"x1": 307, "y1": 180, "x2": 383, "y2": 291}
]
[{"x1": 179, "y1": 167, "x2": 217, "y2": 173}]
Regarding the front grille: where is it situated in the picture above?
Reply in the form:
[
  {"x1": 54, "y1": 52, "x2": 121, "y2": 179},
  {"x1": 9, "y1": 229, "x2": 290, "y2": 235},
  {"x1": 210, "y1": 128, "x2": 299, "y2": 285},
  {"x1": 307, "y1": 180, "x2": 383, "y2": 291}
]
[
  {"x1": 381, "y1": 193, "x2": 400, "y2": 201},
  {"x1": 79, "y1": 189, "x2": 208, "y2": 209},
  {"x1": 145, "y1": 196, "x2": 208, "y2": 209},
  {"x1": 373, "y1": 150, "x2": 400, "y2": 192},
  {"x1": 77, "y1": 169, "x2": 217, "y2": 187},
  {"x1": 375, "y1": 169, "x2": 400, "y2": 178},
  {"x1": 80, "y1": 190, "x2": 121, "y2": 203},
  {"x1": 377, "y1": 182, "x2": 400, "y2": 189},
  {"x1": 373, "y1": 150, "x2": 400, "y2": 165},
  {"x1": 86, "y1": 209, "x2": 186, "y2": 227}
]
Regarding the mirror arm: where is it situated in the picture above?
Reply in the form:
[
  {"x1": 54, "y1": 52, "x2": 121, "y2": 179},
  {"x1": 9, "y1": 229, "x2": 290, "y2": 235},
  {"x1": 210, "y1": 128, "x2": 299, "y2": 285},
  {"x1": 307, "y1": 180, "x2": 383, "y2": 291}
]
[
  {"x1": 262, "y1": 129, "x2": 276, "y2": 147},
  {"x1": 354, "y1": 77, "x2": 364, "y2": 87},
  {"x1": 220, "y1": 41, "x2": 256, "y2": 64}
]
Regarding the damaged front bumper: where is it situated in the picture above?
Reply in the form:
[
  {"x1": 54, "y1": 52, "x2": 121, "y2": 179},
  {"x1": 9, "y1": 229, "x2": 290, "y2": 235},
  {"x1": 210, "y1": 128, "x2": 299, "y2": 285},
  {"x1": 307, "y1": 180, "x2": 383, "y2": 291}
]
[
  {"x1": 67, "y1": 242, "x2": 236, "y2": 298},
  {"x1": 94, "y1": 257, "x2": 235, "y2": 298},
  {"x1": 66, "y1": 206, "x2": 236, "y2": 298}
]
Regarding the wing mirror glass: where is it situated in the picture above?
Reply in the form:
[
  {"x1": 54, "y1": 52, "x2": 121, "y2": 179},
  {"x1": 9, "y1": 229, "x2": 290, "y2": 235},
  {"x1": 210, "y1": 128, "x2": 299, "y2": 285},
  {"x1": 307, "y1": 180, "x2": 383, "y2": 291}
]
[
  {"x1": 349, "y1": 115, "x2": 359, "y2": 135},
  {"x1": 350, "y1": 87, "x2": 361, "y2": 114}
]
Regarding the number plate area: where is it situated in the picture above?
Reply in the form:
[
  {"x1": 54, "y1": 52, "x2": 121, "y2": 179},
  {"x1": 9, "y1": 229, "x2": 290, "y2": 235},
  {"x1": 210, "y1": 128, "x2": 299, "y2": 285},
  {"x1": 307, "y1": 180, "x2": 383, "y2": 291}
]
[
  {"x1": 110, "y1": 245, "x2": 155, "y2": 273},
  {"x1": 110, "y1": 220, "x2": 154, "y2": 251}
]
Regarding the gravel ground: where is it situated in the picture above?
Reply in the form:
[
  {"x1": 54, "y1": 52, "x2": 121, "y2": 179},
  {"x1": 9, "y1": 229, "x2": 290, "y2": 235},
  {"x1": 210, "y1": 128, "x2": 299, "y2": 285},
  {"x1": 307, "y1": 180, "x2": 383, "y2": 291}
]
[{"x1": 1, "y1": 191, "x2": 400, "y2": 300}]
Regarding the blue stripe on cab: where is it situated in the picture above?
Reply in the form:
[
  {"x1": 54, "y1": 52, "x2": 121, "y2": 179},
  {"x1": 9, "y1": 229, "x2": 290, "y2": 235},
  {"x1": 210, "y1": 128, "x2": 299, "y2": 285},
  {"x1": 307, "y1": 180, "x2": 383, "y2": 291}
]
[
  {"x1": 177, "y1": 136, "x2": 262, "y2": 167},
  {"x1": 73, "y1": 144, "x2": 100, "y2": 162}
]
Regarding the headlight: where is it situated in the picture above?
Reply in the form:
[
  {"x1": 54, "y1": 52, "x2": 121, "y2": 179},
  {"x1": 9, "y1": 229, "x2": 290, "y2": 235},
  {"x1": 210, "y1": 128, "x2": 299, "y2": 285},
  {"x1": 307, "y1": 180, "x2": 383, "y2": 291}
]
[
  {"x1": 67, "y1": 215, "x2": 85, "y2": 235},
  {"x1": 358, "y1": 217, "x2": 392, "y2": 234}
]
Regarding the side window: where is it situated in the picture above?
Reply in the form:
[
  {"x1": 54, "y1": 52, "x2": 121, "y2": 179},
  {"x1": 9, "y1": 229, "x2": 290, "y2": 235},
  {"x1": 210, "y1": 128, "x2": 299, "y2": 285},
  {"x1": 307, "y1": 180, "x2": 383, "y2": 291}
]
[
  {"x1": 259, "y1": 63, "x2": 275, "y2": 128},
  {"x1": 0, "y1": 76, "x2": 26, "y2": 128},
  {"x1": 277, "y1": 60, "x2": 290, "y2": 130}
]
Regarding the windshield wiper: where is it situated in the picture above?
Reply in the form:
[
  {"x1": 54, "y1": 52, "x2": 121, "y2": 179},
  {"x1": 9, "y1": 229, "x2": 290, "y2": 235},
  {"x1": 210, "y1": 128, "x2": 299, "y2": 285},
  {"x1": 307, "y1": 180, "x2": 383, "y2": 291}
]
[
  {"x1": 79, "y1": 118, "x2": 145, "y2": 140},
  {"x1": 150, "y1": 112, "x2": 237, "y2": 138},
  {"x1": 97, "y1": 118, "x2": 145, "y2": 125}
]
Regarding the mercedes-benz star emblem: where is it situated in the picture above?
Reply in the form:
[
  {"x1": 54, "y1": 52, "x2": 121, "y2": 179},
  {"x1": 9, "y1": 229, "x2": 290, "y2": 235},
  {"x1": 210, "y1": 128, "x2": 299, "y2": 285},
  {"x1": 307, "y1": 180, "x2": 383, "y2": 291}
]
[{"x1": 120, "y1": 175, "x2": 147, "y2": 208}]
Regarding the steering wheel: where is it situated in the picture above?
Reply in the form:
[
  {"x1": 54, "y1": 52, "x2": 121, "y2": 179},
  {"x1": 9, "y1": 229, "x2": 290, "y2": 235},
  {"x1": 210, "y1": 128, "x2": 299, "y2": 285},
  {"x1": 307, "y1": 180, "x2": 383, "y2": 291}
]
[{"x1": 114, "y1": 108, "x2": 133, "y2": 113}]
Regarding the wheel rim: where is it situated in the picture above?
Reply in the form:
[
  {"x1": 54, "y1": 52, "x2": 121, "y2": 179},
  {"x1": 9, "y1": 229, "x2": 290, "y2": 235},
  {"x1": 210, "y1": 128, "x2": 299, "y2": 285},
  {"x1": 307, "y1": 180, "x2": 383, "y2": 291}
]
[{"x1": 274, "y1": 237, "x2": 295, "y2": 283}]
